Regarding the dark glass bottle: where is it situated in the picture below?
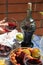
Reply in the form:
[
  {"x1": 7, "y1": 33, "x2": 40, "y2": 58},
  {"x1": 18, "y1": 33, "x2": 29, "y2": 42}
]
[{"x1": 21, "y1": 3, "x2": 36, "y2": 47}]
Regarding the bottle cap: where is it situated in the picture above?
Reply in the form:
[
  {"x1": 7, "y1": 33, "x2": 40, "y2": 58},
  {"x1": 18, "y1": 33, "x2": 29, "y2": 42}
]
[{"x1": 28, "y1": 2, "x2": 32, "y2": 11}]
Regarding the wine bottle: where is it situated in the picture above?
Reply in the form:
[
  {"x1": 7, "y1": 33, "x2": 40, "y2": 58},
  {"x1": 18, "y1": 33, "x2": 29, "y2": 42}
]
[{"x1": 21, "y1": 3, "x2": 36, "y2": 47}]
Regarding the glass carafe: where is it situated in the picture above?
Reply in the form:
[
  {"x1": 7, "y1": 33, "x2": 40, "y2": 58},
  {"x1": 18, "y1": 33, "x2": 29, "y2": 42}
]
[{"x1": 21, "y1": 3, "x2": 36, "y2": 47}]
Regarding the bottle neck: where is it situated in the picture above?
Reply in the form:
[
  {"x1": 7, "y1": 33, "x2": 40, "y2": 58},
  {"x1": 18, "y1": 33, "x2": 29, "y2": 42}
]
[{"x1": 26, "y1": 9, "x2": 32, "y2": 21}]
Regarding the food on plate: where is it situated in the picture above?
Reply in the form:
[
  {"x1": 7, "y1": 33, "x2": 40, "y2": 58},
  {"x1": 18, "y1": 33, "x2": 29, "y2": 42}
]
[
  {"x1": 27, "y1": 47, "x2": 33, "y2": 52},
  {"x1": 0, "y1": 44, "x2": 11, "y2": 56},
  {"x1": 23, "y1": 49, "x2": 31, "y2": 55},
  {"x1": 16, "y1": 33, "x2": 24, "y2": 41},
  {"x1": 15, "y1": 48, "x2": 23, "y2": 56},
  {"x1": 9, "y1": 47, "x2": 41, "y2": 65},
  {"x1": 32, "y1": 48, "x2": 40, "y2": 59}
]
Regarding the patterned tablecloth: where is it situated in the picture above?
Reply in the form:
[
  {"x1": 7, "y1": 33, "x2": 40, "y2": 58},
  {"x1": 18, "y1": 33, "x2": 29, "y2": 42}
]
[{"x1": 32, "y1": 34, "x2": 41, "y2": 49}]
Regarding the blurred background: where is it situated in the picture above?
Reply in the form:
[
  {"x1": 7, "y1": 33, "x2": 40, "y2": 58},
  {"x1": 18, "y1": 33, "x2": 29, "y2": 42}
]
[{"x1": 0, "y1": 0, "x2": 43, "y2": 35}]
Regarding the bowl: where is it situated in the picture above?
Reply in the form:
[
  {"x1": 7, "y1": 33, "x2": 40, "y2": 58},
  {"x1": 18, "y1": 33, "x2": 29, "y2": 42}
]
[
  {"x1": 0, "y1": 44, "x2": 11, "y2": 57},
  {"x1": 9, "y1": 47, "x2": 41, "y2": 65}
]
